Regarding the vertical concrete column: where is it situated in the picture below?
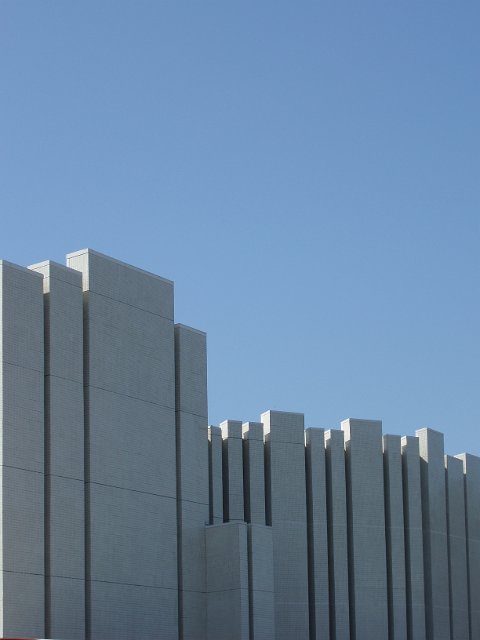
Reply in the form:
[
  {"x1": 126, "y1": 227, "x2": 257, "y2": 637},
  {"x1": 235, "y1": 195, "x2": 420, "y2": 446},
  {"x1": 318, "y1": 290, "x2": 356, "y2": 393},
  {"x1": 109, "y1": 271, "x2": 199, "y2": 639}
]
[
  {"x1": 342, "y1": 418, "x2": 388, "y2": 639},
  {"x1": 67, "y1": 249, "x2": 178, "y2": 640},
  {"x1": 247, "y1": 523, "x2": 275, "y2": 640},
  {"x1": 416, "y1": 428, "x2": 451, "y2": 640},
  {"x1": 29, "y1": 261, "x2": 85, "y2": 639},
  {"x1": 456, "y1": 453, "x2": 480, "y2": 639},
  {"x1": 0, "y1": 261, "x2": 45, "y2": 638},
  {"x1": 305, "y1": 427, "x2": 329, "y2": 640},
  {"x1": 221, "y1": 420, "x2": 245, "y2": 522},
  {"x1": 206, "y1": 522, "x2": 249, "y2": 640},
  {"x1": 401, "y1": 436, "x2": 426, "y2": 640},
  {"x1": 208, "y1": 425, "x2": 223, "y2": 524},
  {"x1": 445, "y1": 455, "x2": 469, "y2": 640},
  {"x1": 383, "y1": 434, "x2": 407, "y2": 640},
  {"x1": 262, "y1": 410, "x2": 309, "y2": 640},
  {"x1": 324, "y1": 429, "x2": 350, "y2": 640},
  {"x1": 175, "y1": 324, "x2": 209, "y2": 640},
  {"x1": 242, "y1": 421, "x2": 266, "y2": 525}
]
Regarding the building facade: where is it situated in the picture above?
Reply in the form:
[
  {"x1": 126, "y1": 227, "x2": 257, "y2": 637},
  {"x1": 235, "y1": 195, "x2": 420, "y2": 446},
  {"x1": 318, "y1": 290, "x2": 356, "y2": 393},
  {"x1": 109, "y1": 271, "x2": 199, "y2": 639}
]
[{"x1": 0, "y1": 248, "x2": 478, "y2": 640}]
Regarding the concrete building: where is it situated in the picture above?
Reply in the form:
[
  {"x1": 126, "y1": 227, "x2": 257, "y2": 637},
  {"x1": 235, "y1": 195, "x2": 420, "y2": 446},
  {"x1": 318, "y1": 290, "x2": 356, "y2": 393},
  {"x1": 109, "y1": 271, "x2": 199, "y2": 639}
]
[{"x1": 0, "y1": 249, "x2": 479, "y2": 640}]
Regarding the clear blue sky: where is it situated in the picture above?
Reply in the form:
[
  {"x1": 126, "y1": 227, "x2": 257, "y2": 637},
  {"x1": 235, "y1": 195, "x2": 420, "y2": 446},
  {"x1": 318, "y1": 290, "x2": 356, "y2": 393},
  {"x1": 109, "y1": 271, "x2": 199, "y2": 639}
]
[{"x1": 1, "y1": 2, "x2": 479, "y2": 455}]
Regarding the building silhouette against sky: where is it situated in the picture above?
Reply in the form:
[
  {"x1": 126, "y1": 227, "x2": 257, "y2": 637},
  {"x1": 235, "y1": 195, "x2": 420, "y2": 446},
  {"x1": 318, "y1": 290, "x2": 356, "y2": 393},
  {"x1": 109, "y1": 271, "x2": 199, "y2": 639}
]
[{"x1": 0, "y1": 249, "x2": 479, "y2": 640}]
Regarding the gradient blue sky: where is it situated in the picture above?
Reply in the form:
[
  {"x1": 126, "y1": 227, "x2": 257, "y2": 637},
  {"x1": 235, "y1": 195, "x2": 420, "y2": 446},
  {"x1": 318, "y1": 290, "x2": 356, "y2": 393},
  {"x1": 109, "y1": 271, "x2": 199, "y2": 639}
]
[{"x1": 1, "y1": 2, "x2": 479, "y2": 455}]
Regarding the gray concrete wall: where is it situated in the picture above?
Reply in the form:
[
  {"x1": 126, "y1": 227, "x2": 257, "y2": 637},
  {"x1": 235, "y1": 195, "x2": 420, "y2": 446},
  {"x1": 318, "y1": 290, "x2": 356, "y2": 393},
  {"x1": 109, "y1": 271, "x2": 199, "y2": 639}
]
[
  {"x1": 324, "y1": 428, "x2": 350, "y2": 640},
  {"x1": 417, "y1": 428, "x2": 451, "y2": 640},
  {"x1": 305, "y1": 427, "x2": 329, "y2": 640},
  {"x1": 445, "y1": 455, "x2": 469, "y2": 640},
  {"x1": 401, "y1": 436, "x2": 426, "y2": 640},
  {"x1": 247, "y1": 524, "x2": 275, "y2": 640},
  {"x1": 175, "y1": 324, "x2": 209, "y2": 640},
  {"x1": 67, "y1": 249, "x2": 178, "y2": 640},
  {"x1": 206, "y1": 522, "x2": 249, "y2": 640},
  {"x1": 263, "y1": 410, "x2": 310, "y2": 640},
  {"x1": 221, "y1": 420, "x2": 244, "y2": 522},
  {"x1": 29, "y1": 261, "x2": 86, "y2": 640},
  {"x1": 342, "y1": 419, "x2": 389, "y2": 640},
  {"x1": 242, "y1": 422, "x2": 265, "y2": 525},
  {"x1": 0, "y1": 260, "x2": 45, "y2": 638},
  {"x1": 383, "y1": 434, "x2": 407, "y2": 640}
]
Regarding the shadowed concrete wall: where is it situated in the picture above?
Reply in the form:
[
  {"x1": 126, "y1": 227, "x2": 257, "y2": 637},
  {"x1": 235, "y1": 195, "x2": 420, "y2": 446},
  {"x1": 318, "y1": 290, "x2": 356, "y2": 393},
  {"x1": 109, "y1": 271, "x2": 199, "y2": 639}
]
[
  {"x1": 383, "y1": 434, "x2": 407, "y2": 640},
  {"x1": 401, "y1": 436, "x2": 426, "y2": 640},
  {"x1": 325, "y1": 428, "x2": 350, "y2": 640},
  {"x1": 305, "y1": 427, "x2": 329, "y2": 640}
]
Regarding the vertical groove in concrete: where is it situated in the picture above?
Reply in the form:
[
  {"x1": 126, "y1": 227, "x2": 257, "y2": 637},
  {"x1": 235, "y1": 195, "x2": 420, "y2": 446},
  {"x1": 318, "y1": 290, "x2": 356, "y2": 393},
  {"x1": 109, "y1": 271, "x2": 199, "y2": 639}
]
[
  {"x1": 262, "y1": 410, "x2": 310, "y2": 640},
  {"x1": 445, "y1": 455, "x2": 469, "y2": 640},
  {"x1": 401, "y1": 436, "x2": 426, "y2": 640},
  {"x1": 383, "y1": 434, "x2": 407, "y2": 640},
  {"x1": 417, "y1": 428, "x2": 451, "y2": 640},
  {"x1": 324, "y1": 429, "x2": 350, "y2": 640},
  {"x1": 342, "y1": 419, "x2": 388, "y2": 640},
  {"x1": 305, "y1": 427, "x2": 329, "y2": 640},
  {"x1": 208, "y1": 425, "x2": 223, "y2": 524}
]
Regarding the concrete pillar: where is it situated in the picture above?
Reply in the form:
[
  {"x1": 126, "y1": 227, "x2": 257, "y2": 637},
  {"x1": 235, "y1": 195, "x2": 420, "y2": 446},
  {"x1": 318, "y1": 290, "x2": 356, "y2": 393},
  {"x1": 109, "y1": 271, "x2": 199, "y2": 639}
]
[
  {"x1": 208, "y1": 425, "x2": 223, "y2": 524},
  {"x1": 416, "y1": 428, "x2": 451, "y2": 640},
  {"x1": 401, "y1": 436, "x2": 426, "y2": 640},
  {"x1": 342, "y1": 418, "x2": 388, "y2": 639},
  {"x1": 206, "y1": 522, "x2": 249, "y2": 640},
  {"x1": 324, "y1": 429, "x2": 350, "y2": 640},
  {"x1": 67, "y1": 249, "x2": 178, "y2": 640},
  {"x1": 174, "y1": 323, "x2": 209, "y2": 640},
  {"x1": 456, "y1": 453, "x2": 480, "y2": 640},
  {"x1": 247, "y1": 524, "x2": 275, "y2": 640},
  {"x1": 221, "y1": 420, "x2": 245, "y2": 522},
  {"x1": 30, "y1": 261, "x2": 85, "y2": 639},
  {"x1": 445, "y1": 455, "x2": 469, "y2": 640},
  {"x1": 0, "y1": 260, "x2": 45, "y2": 638},
  {"x1": 383, "y1": 434, "x2": 407, "y2": 640},
  {"x1": 305, "y1": 427, "x2": 329, "y2": 640},
  {"x1": 262, "y1": 410, "x2": 309, "y2": 640},
  {"x1": 243, "y1": 422, "x2": 266, "y2": 525}
]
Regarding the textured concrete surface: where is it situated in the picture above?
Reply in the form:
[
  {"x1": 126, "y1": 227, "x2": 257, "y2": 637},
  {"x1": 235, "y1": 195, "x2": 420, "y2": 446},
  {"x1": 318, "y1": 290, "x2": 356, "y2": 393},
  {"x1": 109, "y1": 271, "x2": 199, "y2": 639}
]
[
  {"x1": 383, "y1": 434, "x2": 407, "y2": 640},
  {"x1": 324, "y1": 428, "x2": 350, "y2": 640},
  {"x1": 401, "y1": 435, "x2": 426, "y2": 640},
  {"x1": 342, "y1": 419, "x2": 389, "y2": 640},
  {"x1": 263, "y1": 410, "x2": 309, "y2": 640},
  {"x1": 305, "y1": 427, "x2": 329, "y2": 640},
  {"x1": 417, "y1": 428, "x2": 451, "y2": 640},
  {"x1": 242, "y1": 422, "x2": 266, "y2": 526},
  {"x1": 0, "y1": 261, "x2": 45, "y2": 638}
]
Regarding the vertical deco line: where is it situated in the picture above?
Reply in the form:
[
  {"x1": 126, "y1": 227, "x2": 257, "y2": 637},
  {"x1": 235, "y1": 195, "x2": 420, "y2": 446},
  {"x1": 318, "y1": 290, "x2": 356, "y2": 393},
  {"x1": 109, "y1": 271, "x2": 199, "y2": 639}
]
[
  {"x1": 43, "y1": 289, "x2": 51, "y2": 637},
  {"x1": 174, "y1": 331, "x2": 183, "y2": 640},
  {"x1": 83, "y1": 291, "x2": 91, "y2": 640}
]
